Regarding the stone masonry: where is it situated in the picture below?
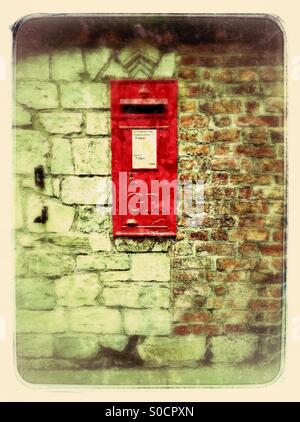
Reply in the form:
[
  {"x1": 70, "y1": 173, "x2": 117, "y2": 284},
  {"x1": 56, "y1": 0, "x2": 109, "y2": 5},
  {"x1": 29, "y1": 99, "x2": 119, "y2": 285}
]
[{"x1": 14, "y1": 31, "x2": 285, "y2": 384}]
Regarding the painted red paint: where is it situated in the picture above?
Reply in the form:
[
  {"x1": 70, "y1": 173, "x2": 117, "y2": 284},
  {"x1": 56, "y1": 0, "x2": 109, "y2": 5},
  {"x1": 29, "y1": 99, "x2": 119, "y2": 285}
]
[{"x1": 111, "y1": 80, "x2": 178, "y2": 236}]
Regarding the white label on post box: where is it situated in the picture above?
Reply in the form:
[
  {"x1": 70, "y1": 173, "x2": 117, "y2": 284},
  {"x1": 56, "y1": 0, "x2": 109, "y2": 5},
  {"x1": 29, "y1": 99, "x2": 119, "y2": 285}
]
[{"x1": 132, "y1": 129, "x2": 157, "y2": 169}]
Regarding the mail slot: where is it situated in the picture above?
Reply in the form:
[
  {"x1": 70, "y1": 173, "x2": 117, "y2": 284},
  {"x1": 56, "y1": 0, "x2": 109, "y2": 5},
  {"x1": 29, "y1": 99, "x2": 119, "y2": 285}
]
[{"x1": 111, "y1": 80, "x2": 178, "y2": 236}]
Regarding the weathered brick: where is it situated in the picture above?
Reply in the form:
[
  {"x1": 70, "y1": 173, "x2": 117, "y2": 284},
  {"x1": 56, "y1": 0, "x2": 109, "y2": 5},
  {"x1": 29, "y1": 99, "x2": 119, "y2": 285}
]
[
  {"x1": 84, "y1": 48, "x2": 111, "y2": 79},
  {"x1": 69, "y1": 307, "x2": 122, "y2": 333},
  {"x1": 17, "y1": 250, "x2": 75, "y2": 277},
  {"x1": 51, "y1": 49, "x2": 84, "y2": 80},
  {"x1": 153, "y1": 52, "x2": 175, "y2": 78},
  {"x1": 25, "y1": 194, "x2": 75, "y2": 233},
  {"x1": 103, "y1": 282, "x2": 169, "y2": 309},
  {"x1": 60, "y1": 82, "x2": 109, "y2": 108},
  {"x1": 61, "y1": 176, "x2": 109, "y2": 205},
  {"x1": 16, "y1": 308, "x2": 68, "y2": 333},
  {"x1": 213, "y1": 129, "x2": 240, "y2": 142},
  {"x1": 227, "y1": 82, "x2": 260, "y2": 95},
  {"x1": 245, "y1": 100, "x2": 260, "y2": 114},
  {"x1": 124, "y1": 309, "x2": 171, "y2": 335},
  {"x1": 180, "y1": 115, "x2": 209, "y2": 128},
  {"x1": 51, "y1": 138, "x2": 74, "y2": 174},
  {"x1": 39, "y1": 112, "x2": 83, "y2": 134},
  {"x1": 86, "y1": 111, "x2": 110, "y2": 135},
  {"x1": 131, "y1": 253, "x2": 170, "y2": 281},
  {"x1": 76, "y1": 253, "x2": 129, "y2": 271},
  {"x1": 16, "y1": 334, "x2": 53, "y2": 357},
  {"x1": 213, "y1": 116, "x2": 232, "y2": 127},
  {"x1": 211, "y1": 158, "x2": 240, "y2": 171},
  {"x1": 248, "y1": 298, "x2": 281, "y2": 311},
  {"x1": 253, "y1": 186, "x2": 283, "y2": 199},
  {"x1": 179, "y1": 144, "x2": 209, "y2": 156},
  {"x1": 211, "y1": 334, "x2": 258, "y2": 363},
  {"x1": 55, "y1": 273, "x2": 100, "y2": 307},
  {"x1": 102, "y1": 59, "x2": 129, "y2": 78},
  {"x1": 237, "y1": 115, "x2": 281, "y2": 127},
  {"x1": 137, "y1": 335, "x2": 206, "y2": 365},
  {"x1": 54, "y1": 334, "x2": 99, "y2": 359},
  {"x1": 17, "y1": 81, "x2": 58, "y2": 109},
  {"x1": 88, "y1": 232, "x2": 112, "y2": 252},
  {"x1": 16, "y1": 278, "x2": 56, "y2": 310},
  {"x1": 217, "y1": 258, "x2": 258, "y2": 271},
  {"x1": 255, "y1": 158, "x2": 283, "y2": 173},
  {"x1": 72, "y1": 138, "x2": 110, "y2": 175},
  {"x1": 180, "y1": 99, "x2": 197, "y2": 113},
  {"x1": 262, "y1": 81, "x2": 284, "y2": 97},
  {"x1": 16, "y1": 54, "x2": 49, "y2": 80},
  {"x1": 16, "y1": 129, "x2": 48, "y2": 175},
  {"x1": 200, "y1": 99, "x2": 242, "y2": 114},
  {"x1": 259, "y1": 67, "x2": 283, "y2": 82},
  {"x1": 265, "y1": 98, "x2": 283, "y2": 114},
  {"x1": 14, "y1": 104, "x2": 31, "y2": 126}
]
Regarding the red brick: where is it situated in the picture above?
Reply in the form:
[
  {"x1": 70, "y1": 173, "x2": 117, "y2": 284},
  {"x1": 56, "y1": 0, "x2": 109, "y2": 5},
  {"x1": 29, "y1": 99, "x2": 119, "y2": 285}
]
[
  {"x1": 180, "y1": 143, "x2": 210, "y2": 155},
  {"x1": 259, "y1": 67, "x2": 283, "y2": 82},
  {"x1": 255, "y1": 158, "x2": 283, "y2": 173},
  {"x1": 211, "y1": 229, "x2": 228, "y2": 241},
  {"x1": 245, "y1": 229, "x2": 269, "y2": 242},
  {"x1": 213, "y1": 129, "x2": 240, "y2": 142},
  {"x1": 239, "y1": 216, "x2": 265, "y2": 228},
  {"x1": 180, "y1": 99, "x2": 197, "y2": 113},
  {"x1": 225, "y1": 271, "x2": 247, "y2": 282},
  {"x1": 270, "y1": 130, "x2": 284, "y2": 143},
  {"x1": 200, "y1": 99, "x2": 242, "y2": 114},
  {"x1": 211, "y1": 158, "x2": 240, "y2": 171},
  {"x1": 214, "y1": 69, "x2": 235, "y2": 83},
  {"x1": 182, "y1": 311, "x2": 211, "y2": 323},
  {"x1": 179, "y1": 67, "x2": 198, "y2": 79},
  {"x1": 250, "y1": 272, "x2": 283, "y2": 284},
  {"x1": 231, "y1": 200, "x2": 268, "y2": 214},
  {"x1": 217, "y1": 258, "x2": 258, "y2": 271},
  {"x1": 189, "y1": 231, "x2": 209, "y2": 241},
  {"x1": 237, "y1": 115, "x2": 282, "y2": 127},
  {"x1": 180, "y1": 115, "x2": 209, "y2": 129},
  {"x1": 174, "y1": 325, "x2": 191, "y2": 335},
  {"x1": 239, "y1": 242, "x2": 259, "y2": 256},
  {"x1": 248, "y1": 298, "x2": 281, "y2": 311},
  {"x1": 228, "y1": 82, "x2": 260, "y2": 95},
  {"x1": 235, "y1": 145, "x2": 276, "y2": 158},
  {"x1": 224, "y1": 324, "x2": 248, "y2": 333},
  {"x1": 239, "y1": 186, "x2": 252, "y2": 199},
  {"x1": 265, "y1": 98, "x2": 284, "y2": 114},
  {"x1": 214, "y1": 144, "x2": 230, "y2": 155},
  {"x1": 237, "y1": 69, "x2": 258, "y2": 82},
  {"x1": 211, "y1": 173, "x2": 228, "y2": 184},
  {"x1": 191, "y1": 324, "x2": 222, "y2": 336},
  {"x1": 245, "y1": 100, "x2": 260, "y2": 114},
  {"x1": 260, "y1": 243, "x2": 283, "y2": 256},
  {"x1": 213, "y1": 116, "x2": 232, "y2": 127},
  {"x1": 215, "y1": 285, "x2": 226, "y2": 296},
  {"x1": 196, "y1": 242, "x2": 235, "y2": 256}
]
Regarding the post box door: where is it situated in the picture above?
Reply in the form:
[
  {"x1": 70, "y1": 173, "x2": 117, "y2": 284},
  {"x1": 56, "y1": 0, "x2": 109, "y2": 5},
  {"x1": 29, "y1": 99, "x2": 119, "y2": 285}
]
[{"x1": 111, "y1": 80, "x2": 177, "y2": 237}]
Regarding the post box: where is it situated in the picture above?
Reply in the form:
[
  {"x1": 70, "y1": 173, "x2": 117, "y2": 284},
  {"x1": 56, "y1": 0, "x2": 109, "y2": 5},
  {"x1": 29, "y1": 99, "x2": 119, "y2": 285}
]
[{"x1": 111, "y1": 80, "x2": 178, "y2": 236}]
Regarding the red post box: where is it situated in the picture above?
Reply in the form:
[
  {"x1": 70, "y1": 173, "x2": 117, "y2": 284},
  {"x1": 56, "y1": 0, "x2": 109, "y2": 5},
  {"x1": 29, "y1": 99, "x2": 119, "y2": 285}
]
[{"x1": 111, "y1": 80, "x2": 178, "y2": 236}]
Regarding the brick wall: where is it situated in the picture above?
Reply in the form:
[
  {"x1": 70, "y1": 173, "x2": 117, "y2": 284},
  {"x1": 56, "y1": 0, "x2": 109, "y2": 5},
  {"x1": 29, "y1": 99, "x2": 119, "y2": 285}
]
[{"x1": 14, "y1": 39, "x2": 285, "y2": 383}]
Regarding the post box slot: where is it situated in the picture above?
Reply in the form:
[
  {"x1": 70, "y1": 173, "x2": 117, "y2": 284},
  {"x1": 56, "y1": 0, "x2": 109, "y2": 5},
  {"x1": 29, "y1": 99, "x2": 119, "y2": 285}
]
[{"x1": 121, "y1": 104, "x2": 166, "y2": 114}]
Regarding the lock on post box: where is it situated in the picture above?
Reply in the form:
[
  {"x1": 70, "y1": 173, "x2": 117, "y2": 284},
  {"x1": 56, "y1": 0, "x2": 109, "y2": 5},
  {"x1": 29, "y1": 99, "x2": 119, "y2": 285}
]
[{"x1": 111, "y1": 80, "x2": 178, "y2": 236}]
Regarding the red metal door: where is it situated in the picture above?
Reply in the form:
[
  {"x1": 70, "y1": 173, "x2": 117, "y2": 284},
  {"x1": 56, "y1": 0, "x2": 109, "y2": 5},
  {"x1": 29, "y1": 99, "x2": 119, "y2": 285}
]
[{"x1": 111, "y1": 80, "x2": 177, "y2": 236}]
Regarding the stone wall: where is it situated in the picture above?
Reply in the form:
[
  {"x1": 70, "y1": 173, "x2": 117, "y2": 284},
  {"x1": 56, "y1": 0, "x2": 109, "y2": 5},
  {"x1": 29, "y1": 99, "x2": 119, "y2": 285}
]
[{"x1": 14, "y1": 38, "x2": 285, "y2": 384}]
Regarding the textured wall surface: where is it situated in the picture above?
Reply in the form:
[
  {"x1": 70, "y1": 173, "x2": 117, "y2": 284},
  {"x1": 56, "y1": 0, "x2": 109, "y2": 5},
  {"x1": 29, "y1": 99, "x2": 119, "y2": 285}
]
[{"x1": 14, "y1": 38, "x2": 285, "y2": 385}]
